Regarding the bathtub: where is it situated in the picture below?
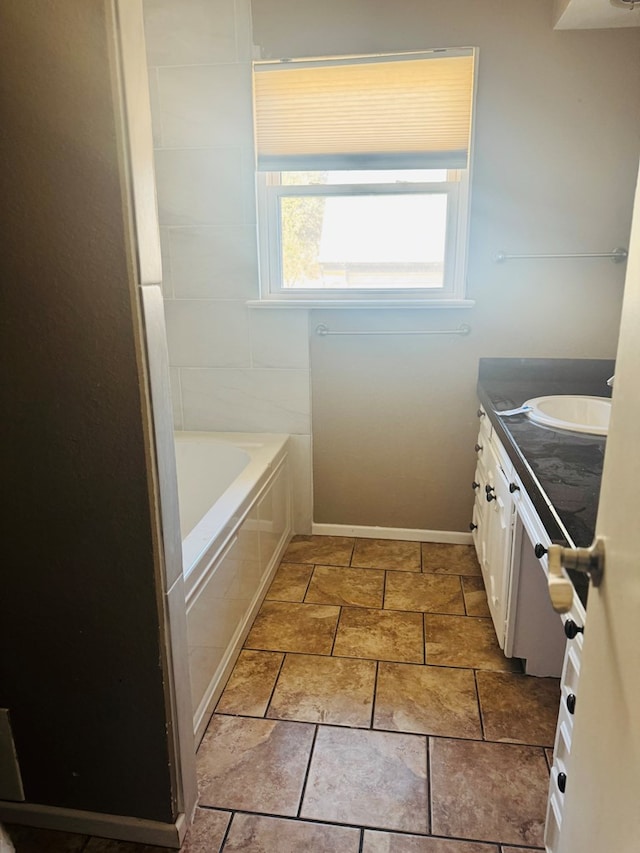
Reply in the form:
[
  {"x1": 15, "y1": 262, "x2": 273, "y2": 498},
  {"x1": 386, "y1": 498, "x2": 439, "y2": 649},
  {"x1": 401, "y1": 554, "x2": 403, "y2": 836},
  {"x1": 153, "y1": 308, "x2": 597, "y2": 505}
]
[{"x1": 174, "y1": 432, "x2": 291, "y2": 742}]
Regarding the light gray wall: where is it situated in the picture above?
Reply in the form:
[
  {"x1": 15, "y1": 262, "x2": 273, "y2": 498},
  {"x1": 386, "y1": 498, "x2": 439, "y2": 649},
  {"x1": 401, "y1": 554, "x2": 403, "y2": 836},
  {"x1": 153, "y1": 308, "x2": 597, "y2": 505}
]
[
  {"x1": 0, "y1": 0, "x2": 175, "y2": 822},
  {"x1": 253, "y1": 0, "x2": 640, "y2": 532}
]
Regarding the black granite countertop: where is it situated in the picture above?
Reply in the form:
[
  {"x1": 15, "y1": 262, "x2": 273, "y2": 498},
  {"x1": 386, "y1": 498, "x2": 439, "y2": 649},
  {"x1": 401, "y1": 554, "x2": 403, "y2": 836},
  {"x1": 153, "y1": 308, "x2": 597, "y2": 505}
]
[{"x1": 477, "y1": 358, "x2": 614, "y2": 608}]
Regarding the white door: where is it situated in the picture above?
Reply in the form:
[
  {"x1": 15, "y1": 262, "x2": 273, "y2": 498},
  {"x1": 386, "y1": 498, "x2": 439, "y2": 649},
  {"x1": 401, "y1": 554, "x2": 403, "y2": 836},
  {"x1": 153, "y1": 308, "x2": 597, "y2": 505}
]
[{"x1": 556, "y1": 167, "x2": 640, "y2": 851}]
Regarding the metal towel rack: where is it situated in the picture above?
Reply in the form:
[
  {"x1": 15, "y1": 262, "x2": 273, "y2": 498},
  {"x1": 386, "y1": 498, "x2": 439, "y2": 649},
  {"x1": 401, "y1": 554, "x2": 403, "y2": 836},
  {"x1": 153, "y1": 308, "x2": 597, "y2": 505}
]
[
  {"x1": 315, "y1": 323, "x2": 471, "y2": 337},
  {"x1": 495, "y1": 247, "x2": 628, "y2": 264}
]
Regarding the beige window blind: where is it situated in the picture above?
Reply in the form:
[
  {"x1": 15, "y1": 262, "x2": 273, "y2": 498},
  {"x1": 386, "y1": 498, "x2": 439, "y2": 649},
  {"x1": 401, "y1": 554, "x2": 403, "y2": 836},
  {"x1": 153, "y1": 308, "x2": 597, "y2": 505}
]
[{"x1": 253, "y1": 50, "x2": 475, "y2": 172}]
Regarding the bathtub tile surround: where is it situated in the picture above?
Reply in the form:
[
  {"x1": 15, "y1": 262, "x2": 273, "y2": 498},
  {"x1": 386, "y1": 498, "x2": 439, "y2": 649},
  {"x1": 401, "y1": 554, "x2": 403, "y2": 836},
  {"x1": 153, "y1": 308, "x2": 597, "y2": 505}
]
[{"x1": 142, "y1": 0, "x2": 313, "y2": 533}]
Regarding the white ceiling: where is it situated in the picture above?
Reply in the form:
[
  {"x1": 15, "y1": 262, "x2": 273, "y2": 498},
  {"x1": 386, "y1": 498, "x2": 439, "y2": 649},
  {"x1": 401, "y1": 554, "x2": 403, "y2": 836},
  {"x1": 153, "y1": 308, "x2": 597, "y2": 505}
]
[{"x1": 554, "y1": 0, "x2": 640, "y2": 29}]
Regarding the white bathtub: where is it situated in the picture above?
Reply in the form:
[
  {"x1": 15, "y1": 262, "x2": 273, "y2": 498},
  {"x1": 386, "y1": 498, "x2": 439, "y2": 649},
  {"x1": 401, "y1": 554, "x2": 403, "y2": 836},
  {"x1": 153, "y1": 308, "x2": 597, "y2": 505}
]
[{"x1": 174, "y1": 432, "x2": 291, "y2": 742}]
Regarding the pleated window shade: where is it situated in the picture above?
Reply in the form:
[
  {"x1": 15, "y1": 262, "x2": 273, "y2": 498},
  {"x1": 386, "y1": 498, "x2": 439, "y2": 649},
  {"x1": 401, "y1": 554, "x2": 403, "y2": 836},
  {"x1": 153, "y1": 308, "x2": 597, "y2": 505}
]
[{"x1": 253, "y1": 51, "x2": 475, "y2": 172}]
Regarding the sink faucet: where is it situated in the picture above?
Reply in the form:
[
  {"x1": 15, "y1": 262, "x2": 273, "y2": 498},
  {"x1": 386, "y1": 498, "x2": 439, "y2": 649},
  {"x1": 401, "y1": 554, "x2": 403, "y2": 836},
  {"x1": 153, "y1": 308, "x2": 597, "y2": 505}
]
[{"x1": 607, "y1": 375, "x2": 615, "y2": 388}]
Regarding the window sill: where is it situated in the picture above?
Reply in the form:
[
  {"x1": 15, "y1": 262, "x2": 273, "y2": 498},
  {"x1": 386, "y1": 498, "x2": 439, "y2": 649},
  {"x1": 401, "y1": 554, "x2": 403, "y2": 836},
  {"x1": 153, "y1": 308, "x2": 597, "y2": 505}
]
[{"x1": 247, "y1": 298, "x2": 476, "y2": 310}]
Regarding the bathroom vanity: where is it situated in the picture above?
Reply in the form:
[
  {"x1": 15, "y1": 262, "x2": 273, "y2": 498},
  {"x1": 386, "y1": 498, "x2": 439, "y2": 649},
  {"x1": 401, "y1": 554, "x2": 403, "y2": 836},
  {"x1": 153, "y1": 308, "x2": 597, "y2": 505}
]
[{"x1": 472, "y1": 357, "x2": 613, "y2": 851}]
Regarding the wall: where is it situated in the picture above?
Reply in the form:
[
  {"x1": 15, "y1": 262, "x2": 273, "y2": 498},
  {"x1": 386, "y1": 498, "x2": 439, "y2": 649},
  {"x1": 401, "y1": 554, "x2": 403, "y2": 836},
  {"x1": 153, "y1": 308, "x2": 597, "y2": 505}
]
[
  {"x1": 253, "y1": 0, "x2": 640, "y2": 533},
  {"x1": 142, "y1": 0, "x2": 313, "y2": 533},
  {"x1": 0, "y1": 0, "x2": 176, "y2": 825}
]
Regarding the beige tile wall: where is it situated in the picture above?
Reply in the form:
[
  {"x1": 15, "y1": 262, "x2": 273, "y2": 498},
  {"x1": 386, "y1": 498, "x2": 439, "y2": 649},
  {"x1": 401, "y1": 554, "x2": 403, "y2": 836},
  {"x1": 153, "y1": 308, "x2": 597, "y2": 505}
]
[{"x1": 142, "y1": 0, "x2": 312, "y2": 533}]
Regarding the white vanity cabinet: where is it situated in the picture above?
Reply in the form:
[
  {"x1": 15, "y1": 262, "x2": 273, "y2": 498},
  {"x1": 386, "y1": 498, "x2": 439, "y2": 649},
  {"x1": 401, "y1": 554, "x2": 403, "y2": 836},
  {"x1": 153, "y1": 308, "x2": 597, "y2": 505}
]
[
  {"x1": 472, "y1": 405, "x2": 588, "y2": 853},
  {"x1": 472, "y1": 411, "x2": 515, "y2": 648}
]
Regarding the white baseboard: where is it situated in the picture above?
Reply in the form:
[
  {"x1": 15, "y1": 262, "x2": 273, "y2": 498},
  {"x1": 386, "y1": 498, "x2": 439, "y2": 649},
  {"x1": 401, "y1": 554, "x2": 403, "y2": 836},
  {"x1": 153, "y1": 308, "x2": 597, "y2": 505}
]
[
  {"x1": 0, "y1": 802, "x2": 186, "y2": 849},
  {"x1": 311, "y1": 523, "x2": 472, "y2": 545}
]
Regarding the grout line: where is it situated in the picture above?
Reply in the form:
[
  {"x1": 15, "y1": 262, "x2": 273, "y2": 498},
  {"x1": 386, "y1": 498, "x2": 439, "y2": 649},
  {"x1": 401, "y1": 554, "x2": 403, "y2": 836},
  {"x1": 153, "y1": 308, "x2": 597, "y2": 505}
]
[
  {"x1": 370, "y1": 659, "x2": 379, "y2": 730},
  {"x1": 358, "y1": 827, "x2": 365, "y2": 852},
  {"x1": 218, "y1": 810, "x2": 235, "y2": 851},
  {"x1": 296, "y1": 724, "x2": 319, "y2": 818},
  {"x1": 206, "y1": 802, "x2": 546, "y2": 847},
  {"x1": 422, "y1": 611, "x2": 427, "y2": 665},
  {"x1": 263, "y1": 651, "x2": 287, "y2": 718},
  {"x1": 426, "y1": 734, "x2": 432, "y2": 836},
  {"x1": 330, "y1": 606, "x2": 341, "y2": 655},
  {"x1": 474, "y1": 669, "x2": 486, "y2": 741}
]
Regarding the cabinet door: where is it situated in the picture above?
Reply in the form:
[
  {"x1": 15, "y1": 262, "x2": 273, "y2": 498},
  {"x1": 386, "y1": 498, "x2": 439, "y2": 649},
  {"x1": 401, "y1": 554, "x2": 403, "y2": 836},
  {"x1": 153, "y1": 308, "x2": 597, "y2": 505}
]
[{"x1": 483, "y1": 441, "x2": 514, "y2": 648}]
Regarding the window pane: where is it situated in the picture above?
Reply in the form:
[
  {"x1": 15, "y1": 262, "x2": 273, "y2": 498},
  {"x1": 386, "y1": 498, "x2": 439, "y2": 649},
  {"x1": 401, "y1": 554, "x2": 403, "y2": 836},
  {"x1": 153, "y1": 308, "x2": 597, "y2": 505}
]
[{"x1": 280, "y1": 193, "x2": 448, "y2": 289}]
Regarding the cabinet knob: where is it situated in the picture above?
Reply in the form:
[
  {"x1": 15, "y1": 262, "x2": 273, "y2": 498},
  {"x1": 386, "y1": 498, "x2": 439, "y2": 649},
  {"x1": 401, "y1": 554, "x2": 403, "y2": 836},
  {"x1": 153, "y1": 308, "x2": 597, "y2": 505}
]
[
  {"x1": 534, "y1": 543, "x2": 548, "y2": 559},
  {"x1": 566, "y1": 693, "x2": 576, "y2": 714},
  {"x1": 474, "y1": 443, "x2": 483, "y2": 453},
  {"x1": 469, "y1": 522, "x2": 478, "y2": 531},
  {"x1": 509, "y1": 482, "x2": 520, "y2": 493},
  {"x1": 472, "y1": 481, "x2": 480, "y2": 490},
  {"x1": 564, "y1": 619, "x2": 584, "y2": 639},
  {"x1": 557, "y1": 771, "x2": 567, "y2": 794},
  {"x1": 486, "y1": 492, "x2": 497, "y2": 503},
  {"x1": 477, "y1": 408, "x2": 485, "y2": 418}
]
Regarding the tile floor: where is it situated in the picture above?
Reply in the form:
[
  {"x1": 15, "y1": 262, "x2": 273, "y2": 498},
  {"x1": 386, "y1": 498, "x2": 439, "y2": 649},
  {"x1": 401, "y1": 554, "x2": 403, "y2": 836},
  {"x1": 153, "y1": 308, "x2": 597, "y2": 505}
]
[{"x1": 5, "y1": 537, "x2": 558, "y2": 853}]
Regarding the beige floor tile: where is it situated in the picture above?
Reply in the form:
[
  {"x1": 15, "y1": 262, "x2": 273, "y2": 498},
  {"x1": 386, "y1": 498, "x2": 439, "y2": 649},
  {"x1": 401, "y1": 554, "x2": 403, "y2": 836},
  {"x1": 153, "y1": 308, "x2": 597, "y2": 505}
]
[
  {"x1": 334, "y1": 606, "x2": 424, "y2": 663},
  {"x1": 83, "y1": 840, "x2": 167, "y2": 853},
  {"x1": 245, "y1": 600, "x2": 340, "y2": 655},
  {"x1": 352, "y1": 538, "x2": 421, "y2": 571},
  {"x1": 305, "y1": 564, "x2": 385, "y2": 608},
  {"x1": 425, "y1": 615, "x2": 520, "y2": 672},
  {"x1": 545, "y1": 747, "x2": 554, "y2": 770},
  {"x1": 180, "y1": 808, "x2": 230, "y2": 852},
  {"x1": 197, "y1": 714, "x2": 314, "y2": 815},
  {"x1": 301, "y1": 727, "x2": 429, "y2": 834},
  {"x1": 216, "y1": 649, "x2": 283, "y2": 716},
  {"x1": 374, "y1": 662, "x2": 481, "y2": 739},
  {"x1": 268, "y1": 653, "x2": 376, "y2": 727},
  {"x1": 6, "y1": 826, "x2": 87, "y2": 853},
  {"x1": 363, "y1": 830, "x2": 499, "y2": 852},
  {"x1": 462, "y1": 576, "x2": 491, "y2": 616},
  {"x1": 430, "y1": 738, "x2": 548, "y2": 846},
  {"x1": 282, "y1": 534, "x2": 354, "y2": 565},
  {"x1": 266, "y1": 562, "x2": 313, "y2": 602},
  {"x1": 477, "y1": 671, "x2": 560, "y2": 746},
  {"x1": 501, "y1": 848, "x2": 544, "y2": 853},
  {"x1": 223, "y1": 814, "x2": 360, "y2": 852},
  {"x1": 421, "y1": 543, "x2": 482, "y2": 576},
  {"x1": 384, "y1": 572, "x2": 465, "y2": 615}
]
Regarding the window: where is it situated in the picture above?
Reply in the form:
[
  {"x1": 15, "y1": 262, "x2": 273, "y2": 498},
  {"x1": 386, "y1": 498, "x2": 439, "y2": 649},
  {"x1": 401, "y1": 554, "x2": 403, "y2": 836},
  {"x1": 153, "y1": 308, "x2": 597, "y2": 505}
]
[{"x1": 253, "y1": 49, "x2": 476, "y2": 304}]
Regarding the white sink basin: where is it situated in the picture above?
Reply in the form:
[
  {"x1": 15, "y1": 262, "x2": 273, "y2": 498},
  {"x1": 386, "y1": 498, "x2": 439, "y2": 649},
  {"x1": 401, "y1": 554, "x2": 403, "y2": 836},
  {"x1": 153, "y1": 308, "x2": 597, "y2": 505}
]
[{"x1": 523, "y1": 395, "x2": 611, "y2": 436}]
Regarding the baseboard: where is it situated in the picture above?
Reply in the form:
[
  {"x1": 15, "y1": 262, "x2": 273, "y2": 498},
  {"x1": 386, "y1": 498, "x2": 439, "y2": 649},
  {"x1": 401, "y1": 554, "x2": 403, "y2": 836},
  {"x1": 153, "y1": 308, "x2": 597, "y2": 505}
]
[
  {"x1": 0, "y1": 802, "x2": 186, "y2": 849},
  {"x1": 311, "y1": 523, "x2": 473, "y2": 545}
]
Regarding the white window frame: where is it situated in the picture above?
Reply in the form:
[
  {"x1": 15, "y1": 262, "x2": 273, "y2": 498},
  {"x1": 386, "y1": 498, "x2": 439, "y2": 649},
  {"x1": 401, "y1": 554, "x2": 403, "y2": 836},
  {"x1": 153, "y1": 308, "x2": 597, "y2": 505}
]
[
  {"x1": 257, "y1": 170, "x2": 471, "y2": 304},
  {"x1": 253, "y1": 49, "x2": 477, "y2": 307}
]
